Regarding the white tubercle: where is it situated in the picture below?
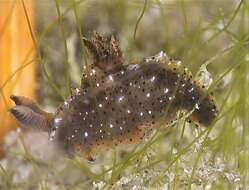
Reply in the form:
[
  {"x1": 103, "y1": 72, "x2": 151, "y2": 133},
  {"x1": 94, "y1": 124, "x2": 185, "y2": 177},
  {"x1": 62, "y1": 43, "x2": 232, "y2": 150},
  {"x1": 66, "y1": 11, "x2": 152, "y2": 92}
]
[
  {"x1": 195, "y1": 64, "x2": 213, "y2": 88},
  {"x1": 145, "y1": 51, "x2": 169, "y2": 62}
]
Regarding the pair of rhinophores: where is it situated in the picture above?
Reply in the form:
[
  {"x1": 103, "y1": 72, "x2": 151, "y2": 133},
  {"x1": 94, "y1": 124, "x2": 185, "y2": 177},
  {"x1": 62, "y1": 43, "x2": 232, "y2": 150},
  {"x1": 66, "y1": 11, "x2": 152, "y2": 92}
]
[{"x1": 10, "y1": 32, "x2": 218, "y2": 161}]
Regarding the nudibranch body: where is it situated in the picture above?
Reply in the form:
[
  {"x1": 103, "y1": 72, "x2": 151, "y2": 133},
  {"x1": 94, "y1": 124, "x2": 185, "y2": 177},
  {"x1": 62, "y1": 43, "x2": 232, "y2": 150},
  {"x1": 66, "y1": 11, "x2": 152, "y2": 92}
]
[{"x1": 10, "y1": 33, "x2": 218, "y2": 160}]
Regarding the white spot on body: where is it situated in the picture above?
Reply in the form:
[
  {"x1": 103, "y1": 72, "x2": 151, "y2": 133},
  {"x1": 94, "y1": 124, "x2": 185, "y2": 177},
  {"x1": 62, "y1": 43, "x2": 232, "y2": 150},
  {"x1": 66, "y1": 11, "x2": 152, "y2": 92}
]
[
  {"x1": 54, "y1": 117, "x2": 62, "y2": 124},
  {"x1": 176, "y1": 60, "x2": 182, "y2": 65},
  {"x1": 189, "y1": 87, "x2": 194, "y2": 92},
  {"x1": 140, "y1": 112, "x2": 144, "y2": 116},
  {"x1": 84, "y1": 132, "x2": 88, "y2": 137},
  {"x1": 151, "y1": 76, "x2": 156, "y2": 82},
  {"x1": 127, "y1": 109, "x2": 131, "y2": 114},
  {"x1": 118, "y1": 96, "x2": 124, "y2": 102},
  {"x1": 146, "y1": 93, "x2": 151, "y2": 97},
  {"x1": 164, "y1": 88, "x2": 169, "y2": 94},
  {"x1": 169, "y1": 96, "x2": 173, "y2": 101},
  {"x1": 98, "y1": 103, "x2": 103, "y2": 108},
  {"x1": 90, "y1": 69, "x2": 96, "y2": 76},
  {"x1": 110, "y1": 124, "x2": 114, "y2": 128},
  {"x1": 157, "y1": 51, "x2": 167, "y2": 58},
  {"x1": 108, "y1": 75, "x2": 114, "y2": 81}
]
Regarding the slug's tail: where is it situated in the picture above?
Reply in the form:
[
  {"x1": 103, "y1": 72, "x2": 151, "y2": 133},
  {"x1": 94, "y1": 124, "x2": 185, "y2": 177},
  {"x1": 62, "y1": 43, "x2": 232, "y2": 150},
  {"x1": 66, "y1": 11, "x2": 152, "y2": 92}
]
[{"x1": 9, "y1": 95, "x2": 53, "y2": 132}]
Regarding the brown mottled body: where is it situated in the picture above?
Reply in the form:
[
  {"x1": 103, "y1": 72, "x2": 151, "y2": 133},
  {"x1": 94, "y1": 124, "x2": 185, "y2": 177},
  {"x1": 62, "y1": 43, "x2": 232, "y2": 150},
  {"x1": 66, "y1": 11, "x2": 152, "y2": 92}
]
[{"x1": 10, "y1": 33, "x2": 218, "y2": 160}]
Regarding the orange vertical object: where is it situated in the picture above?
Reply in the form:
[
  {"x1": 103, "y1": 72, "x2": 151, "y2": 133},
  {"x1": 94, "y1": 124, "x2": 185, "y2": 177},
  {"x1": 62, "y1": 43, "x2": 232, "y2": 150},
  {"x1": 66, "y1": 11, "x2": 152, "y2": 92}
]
[{"x1": 0, "y1": 0, "x2": 35, "y2": 156}]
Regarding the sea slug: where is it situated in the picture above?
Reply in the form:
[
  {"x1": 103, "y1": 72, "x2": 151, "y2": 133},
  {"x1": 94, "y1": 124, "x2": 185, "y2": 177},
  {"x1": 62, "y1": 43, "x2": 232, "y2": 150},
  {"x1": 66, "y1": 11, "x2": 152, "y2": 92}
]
[{"x1": 10, "y1": 32, "x2": 218, "y2": 161}]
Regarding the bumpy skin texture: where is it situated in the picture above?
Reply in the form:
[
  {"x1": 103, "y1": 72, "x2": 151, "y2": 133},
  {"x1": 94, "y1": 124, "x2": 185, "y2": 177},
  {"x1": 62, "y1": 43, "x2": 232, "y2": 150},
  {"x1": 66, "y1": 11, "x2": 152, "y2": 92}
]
[
  {"x1": 50, "y1": 34, "x2": 218, "y2": 159},
  {"x1": 10, "y1": 33, "x2": 218, "y2": 160}
]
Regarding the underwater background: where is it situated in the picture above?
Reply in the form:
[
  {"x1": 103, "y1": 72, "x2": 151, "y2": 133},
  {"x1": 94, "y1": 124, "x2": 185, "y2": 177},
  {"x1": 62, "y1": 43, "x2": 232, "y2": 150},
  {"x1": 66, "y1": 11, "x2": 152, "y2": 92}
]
[{"x1": 0, "y1": 0, "x2": 248, "y2": 189}]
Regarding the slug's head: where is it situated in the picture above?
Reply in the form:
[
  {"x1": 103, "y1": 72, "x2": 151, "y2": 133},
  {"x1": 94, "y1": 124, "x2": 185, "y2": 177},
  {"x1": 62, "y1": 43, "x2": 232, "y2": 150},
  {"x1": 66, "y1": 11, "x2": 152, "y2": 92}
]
[
  {"x1": 9, "y1": 95, "x2": 53, "y2": 132},
  {"x1": 189, "y1": 95, "x2": 219, "y2": 127}
]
